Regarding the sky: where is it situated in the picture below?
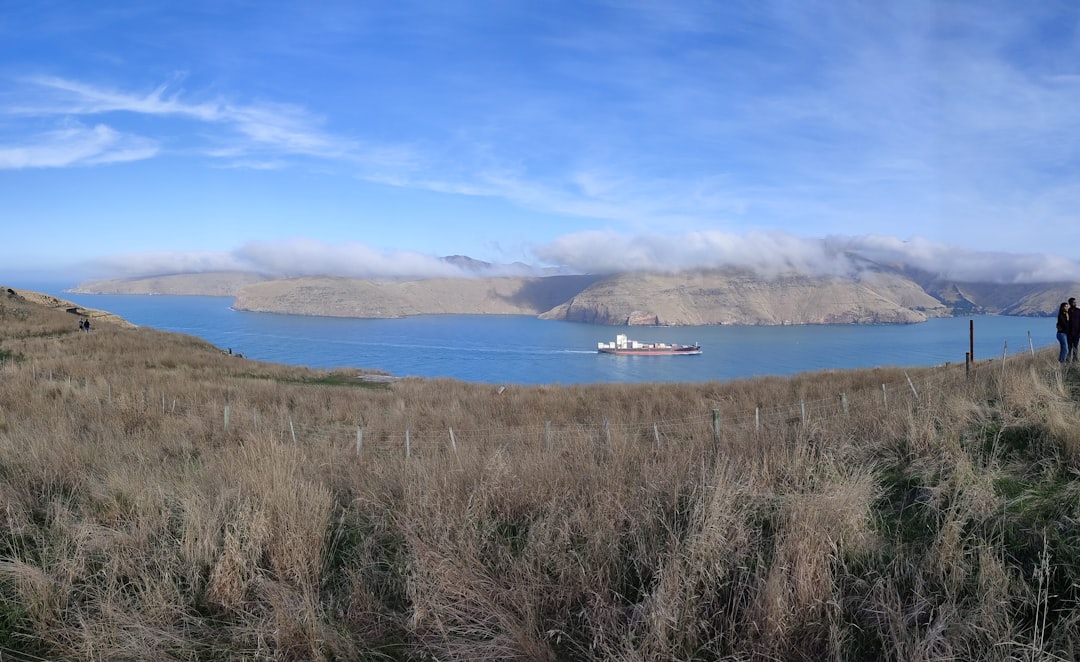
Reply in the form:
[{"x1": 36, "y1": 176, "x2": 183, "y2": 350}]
[{"x1": 3, "y1": 1, "x2": 1080, "y2": 285}]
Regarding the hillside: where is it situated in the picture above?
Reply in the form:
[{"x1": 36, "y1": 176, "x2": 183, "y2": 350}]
[
  {"x1": 5, "y1": 286, "x2": 135, "y2": 328},
  {"x1": 70, "y1": 271, "x2": 270, "y2": 296},
  {"x1": 3, "y1": 287, "x2": 1080, "y2": 659},
  {"x1": 73, "y1": 265, "x2": 1080, "y2": 325},
  {"x1": 231, "y1": 274, "x2": 603, "y2": 317},
  {"x1": 539, "y1": 269, "x2": 949, "y2": 325}
]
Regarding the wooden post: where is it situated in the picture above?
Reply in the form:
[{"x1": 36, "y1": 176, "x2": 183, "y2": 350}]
[
  {"x1": 904, "y1": 371, "x2": 918, "y2": 401},
  {"x1": 405, "y1": 428, "x2": 411, "y2": 458},
  {"x1": 653, "y1": 422, "x2": 660, "y2": 447},
  {"x1": 965, "y1": 352, "x2": 970, "y2": 380},
  {"x1": 800, "y1": 401, "x2": 806, "y2": 425},
  {"x1": 882, "y1": 384, "x2": 888, "y2": 413},
  {"x1": 840, "y1": 393, "x2": 848, "y2": 416},
  {"x1": 1028, "y1": 331, "x2": 1035, "y2": 357},
  {"x1": 448, "y1": 427, "x2": 457, "y2": 453},
  {"x1": 356, "y1": 426, "x2": 363, "y2": 457},
  {"x1": 604, "y1": 418, "x2": 611, "y2": 446},
  {"x1": 544, "y1": 421, "x2": 551, "y2": 452},
  {"x1": 162, "y1": 393, "x2": 166, "y2": 415},
  {"x1": 224, "y1": 405, "x2": 230, "y2": 431},
  {"x1": 289, "y1": 415, "x2": 296, "y2": 443},
  {"x1": 711, "y1": 409, "x2": 720, "y2": 451},
  {"x1": 754, "y1": 407, "x2": 760, "y2": 433}
]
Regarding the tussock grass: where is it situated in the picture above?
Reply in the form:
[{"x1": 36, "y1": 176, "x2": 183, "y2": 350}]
[{"x1": 2, "y1": 288, "x2": 1080, "y2": 659}]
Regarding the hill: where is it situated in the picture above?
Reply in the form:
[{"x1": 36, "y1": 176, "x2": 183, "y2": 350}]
[
  {"x1": 69, "y1": 270, "x2": 270, "y2": 296},
  {"x1": 2, "y1": 287, "x2": 1080, "y2": 658},
  {"x1": 231, "y1": 274, "x2": 604, "y2": 317},
  {"x1": 72, "y1": 264, "x2": 1080, "y2": 325}
]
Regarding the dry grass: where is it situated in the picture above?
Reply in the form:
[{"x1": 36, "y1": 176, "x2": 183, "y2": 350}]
[{"x1": 2, "y1": 288, "x2": 1080, "y2": 660}]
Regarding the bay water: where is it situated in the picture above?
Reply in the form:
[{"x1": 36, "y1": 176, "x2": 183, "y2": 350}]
[{"x1": 46, "y1": 289, "x2": 1054, "y2": 385}]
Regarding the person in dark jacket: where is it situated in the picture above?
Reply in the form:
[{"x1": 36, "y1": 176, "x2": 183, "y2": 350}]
[
  {"x1": 1068, "y1": 298, "x2": 1080, "y2": 362},
  {"x1": 1057, "y1": 302, "x2": 1070, "y2": 363}
]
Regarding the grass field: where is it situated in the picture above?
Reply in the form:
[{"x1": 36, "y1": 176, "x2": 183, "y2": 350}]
[{"x1": 1, "y1": 287, "x2": 1079, "y2": 660}]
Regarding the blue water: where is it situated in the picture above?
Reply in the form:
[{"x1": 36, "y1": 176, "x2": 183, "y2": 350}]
[{"x1": 36, "y1": 287, "x2": 1054, "y2": 385}]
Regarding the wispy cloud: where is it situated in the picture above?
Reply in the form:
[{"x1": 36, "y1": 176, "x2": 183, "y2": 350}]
[
  {"x1": 0, "y1": 121, "x2": 156, "y2": 168},
  {"x1": 2, "y1": 76, "x2": 359, "y2": 168}
]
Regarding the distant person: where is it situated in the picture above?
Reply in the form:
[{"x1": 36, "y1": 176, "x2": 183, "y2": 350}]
[
  {"x1": 83, "y1": 318, "x2": 91, "y2": 333},
  {"x1": 1057, "y1": 302, "x2": 1069, "y2": 363},
  {"x1": 78, "y1": 319, "x2": 85, "y2": 332},
  {"x1": 1068, "y1": 298, "x2": 1080, "y2": 362}
]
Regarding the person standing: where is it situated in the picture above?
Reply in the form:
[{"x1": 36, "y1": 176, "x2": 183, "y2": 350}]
[
  {"x1": 1057, "y1": 302, "x2": 1070, "y2": 363},
  {"x1": 1068, "y1": 298, "x2": 1080, "y2": 362}
]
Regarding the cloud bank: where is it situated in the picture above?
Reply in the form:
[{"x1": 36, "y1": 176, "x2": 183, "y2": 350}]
[
  {"x1": 89, "y1": 239, "x2": 500, "y2": 280},
  {"x1": 87, "y1": 232, "x2": 1080, "y2": 286},
  {"x1": 534, "y1": 230, "x2": 1080, "y2": 284}
]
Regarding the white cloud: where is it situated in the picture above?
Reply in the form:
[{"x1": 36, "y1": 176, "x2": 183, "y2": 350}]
[
  {"x1": 88, "y1": 250, "x2": 249, "y2": 278},
  {"x1": 535, "y1": 230, "x2": 1080, "y2": 284},
  {"x1": 232, "y1": 239, "x2": 464, "y2": 278},
  {"x1": 89, "y1": 239, "x2": 479, "y2": 280},
  {"x1": 0, "y1": 122, "x2": 157, "y2": 168},
  {"x1": 10, "y1": 76, "x2": 356, "y2": 163},
  {"x1": 86, "y1": 231, "x2": 1080, "y2": 285}
]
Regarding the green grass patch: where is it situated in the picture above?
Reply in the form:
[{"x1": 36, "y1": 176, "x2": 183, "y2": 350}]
[{"x1": 236, "y1": 371, "x2": 392, "y2": 389}]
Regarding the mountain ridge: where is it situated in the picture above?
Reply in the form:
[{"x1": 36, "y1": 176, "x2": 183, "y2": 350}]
[{"x1": 71, "y1": 264, "x2": 1080, "y2": 325}]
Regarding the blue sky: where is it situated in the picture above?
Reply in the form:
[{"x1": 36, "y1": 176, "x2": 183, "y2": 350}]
[{"x1": 3, "y1": 1, "x2": 1080, "y2": 284}]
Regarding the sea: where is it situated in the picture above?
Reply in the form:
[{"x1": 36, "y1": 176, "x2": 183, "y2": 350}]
[{"x1": 26, "y1": 284, "x2": 1055, "y2": 386}]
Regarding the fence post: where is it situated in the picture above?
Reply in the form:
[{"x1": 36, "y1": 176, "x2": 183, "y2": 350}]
[
  {"x1": 356, "y1": 426, "x2": 363, "y2": 457},
  {"x1": 405, "y1": 428, "x2": 411, "y2": 459},
  {"x1": 448, "y1": 427, "x2": 457, "y2": 453},
  {"x1": 1028, "y1": 331, "x2": 1035, "y2": 357},
  {"x1": 654, "y1": 422, "x2": 660, "y2": 448},
  {"x1": 800, "y1": 401, "x2": 806, "y2": 425},
  {"x1": 604, "y1": 418, "x2": 611, "y2": 446},
  {"x1": 840, "y1": 393, "x2": 848, "y2": 416},
  {"x1": 224, "y1": 405, "x2": 230, "y2": 431},
  {"x1": 711, "y1": 409, "x2": 720, "y2": 451},
  {"x1": 545, "y1": 421, "x2": 551, "y2": 452},
  {"x1": 904, "y1": 371, "x2": 918, "y2": 401},
  {"x1": 755, "y1": 407, "x2": 760, "y2": 433},
  {"x1": 882, "y1": 384, "x2": 888, "y2": 413}
]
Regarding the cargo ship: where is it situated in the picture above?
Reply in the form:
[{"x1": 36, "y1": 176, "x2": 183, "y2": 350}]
[{"x1": 597, "y1": 334, "x2": 702, "y2": 355}]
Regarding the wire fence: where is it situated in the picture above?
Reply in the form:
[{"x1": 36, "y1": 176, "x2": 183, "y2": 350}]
[{"x1": 0, "y1": 330, "x2": 1056, "y2": 462}]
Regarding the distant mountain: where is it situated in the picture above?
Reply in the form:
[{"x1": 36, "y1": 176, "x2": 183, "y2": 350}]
[
  {"x1": 70, "y1": 271, "x2": 270, "y2": 296},
  {"x1": 70, "y1": 259, "x2": 1080, "y2": 326}
]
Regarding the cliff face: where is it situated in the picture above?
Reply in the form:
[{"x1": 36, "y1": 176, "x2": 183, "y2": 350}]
[{"x1": 539, "y1": 270, "x2": 949, "y2": 325}]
